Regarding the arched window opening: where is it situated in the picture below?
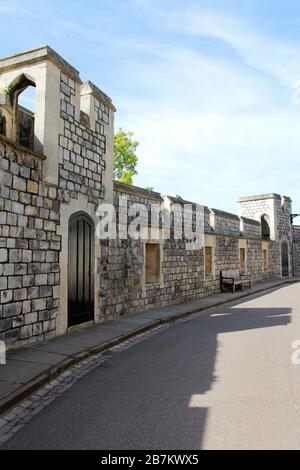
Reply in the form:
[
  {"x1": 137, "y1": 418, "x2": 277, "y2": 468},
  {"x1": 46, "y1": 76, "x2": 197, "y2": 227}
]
[
  {"x1": 15, "y1": 83, "x2": 36, "y2": 150},
  {"x1": 5, "y1": 74, "x2": 36, "y2": 151},
  {"x1": 0, "y1": 113, "x2": 6, "y2": 137},
  {"x1": 261, "y1": 215, "x2": 270, "y2": 240}
]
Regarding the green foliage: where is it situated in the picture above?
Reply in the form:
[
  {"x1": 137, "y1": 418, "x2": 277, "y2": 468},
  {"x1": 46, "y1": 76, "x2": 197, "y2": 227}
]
[
  {"x1": 113, "y1": 128, "x2": 139, "y2": 185},
  {"x1": 1, "y1": 84, "x2": 14, "y2": 98}
]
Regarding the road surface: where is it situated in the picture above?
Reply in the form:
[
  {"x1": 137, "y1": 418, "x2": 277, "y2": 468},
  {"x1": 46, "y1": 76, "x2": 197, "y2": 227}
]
[{"x1": 2, "y1": 283, "x2": 300, "y2": 450}]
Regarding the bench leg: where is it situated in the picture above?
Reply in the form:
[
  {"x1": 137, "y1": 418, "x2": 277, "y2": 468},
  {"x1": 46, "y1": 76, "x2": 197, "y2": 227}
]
[{"x1": 232, "y1": 285, "x2": 235, "y2": 293}]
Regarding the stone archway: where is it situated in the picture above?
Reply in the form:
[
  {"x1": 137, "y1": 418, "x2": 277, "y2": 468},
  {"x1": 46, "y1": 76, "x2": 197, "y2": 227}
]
[{"x1": 68, "y1": 212, "x2": 95, "y2": 327}]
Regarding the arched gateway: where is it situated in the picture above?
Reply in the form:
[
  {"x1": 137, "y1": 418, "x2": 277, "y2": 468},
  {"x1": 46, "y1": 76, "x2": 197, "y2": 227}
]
[{"x1": 68, "y1": 212, "x2": 95, "y2": 327}]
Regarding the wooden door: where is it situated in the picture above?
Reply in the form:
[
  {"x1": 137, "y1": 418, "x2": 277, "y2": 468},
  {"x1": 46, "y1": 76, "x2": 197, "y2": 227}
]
[{"x1": 68, "y1": 213, "x2": 94, "y2": 327}]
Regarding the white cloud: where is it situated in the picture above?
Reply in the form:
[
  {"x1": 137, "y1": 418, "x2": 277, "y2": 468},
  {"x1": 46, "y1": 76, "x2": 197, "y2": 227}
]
[
  {"x1": 166, "y1": 9, "x2": 300, "y2": 85},
  {"x1": 114, "y1": 38, "x2": 300, "y2": 211},
  {"x1": 2, "y1": 0, "x2": 299, "y2": 212},
  {"x1": 0, "y1": 3, "x2": 32, "y2": 16}
]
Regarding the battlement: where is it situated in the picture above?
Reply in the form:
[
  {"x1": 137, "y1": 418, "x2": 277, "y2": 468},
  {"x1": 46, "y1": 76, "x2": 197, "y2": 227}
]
[
  {"x1": 0, "y1": 46, "x2": 298, "y2": 350},
  {"x1": 0, "y1": 46, "x2": 115, "y2": 196},
  {"x1": 0, "y1": 45, "x2": 81, "y2": 81},
  {"x1": 238, "y1": 192, "x2": 292, "y2": 242}
]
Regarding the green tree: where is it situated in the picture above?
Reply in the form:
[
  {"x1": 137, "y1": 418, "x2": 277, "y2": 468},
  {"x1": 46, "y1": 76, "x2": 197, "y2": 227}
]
[{"x1": 113, "y1": 128, "x2": 139, "y2": 185}]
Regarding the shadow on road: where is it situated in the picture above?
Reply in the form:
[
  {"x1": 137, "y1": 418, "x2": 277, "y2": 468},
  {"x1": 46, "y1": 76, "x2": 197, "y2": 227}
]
[{"x1": 1, "y1": 287, "x2": 293, "y2": 450}]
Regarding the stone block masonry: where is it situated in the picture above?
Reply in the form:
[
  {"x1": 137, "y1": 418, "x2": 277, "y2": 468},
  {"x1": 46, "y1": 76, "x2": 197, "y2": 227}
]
[
  {"x1": 0, "y1": 139, "x2": 60, "y2": 348},
  {"x1": 293, "y1": 227, "x2": 300, "y2": 276},
  {"x1": 0, "y1": 46, "x2": 115, "y2": 348},
  {"x1": 98, "y1": 185, "x2": 294, "y2": 320},
  {"x1": 0, "y1": 45, "x2": 299, "y2": 350},
  {"x1": 58, "y1": 73, "x2": 107, "y2": 206}
]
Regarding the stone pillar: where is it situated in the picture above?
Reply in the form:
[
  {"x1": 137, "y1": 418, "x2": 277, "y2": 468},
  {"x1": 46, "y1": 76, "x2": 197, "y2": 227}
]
[
  {"x1": 238, "y1": 193, "x2": 293, "y2": 276},
  {"x1": 80, "y1": 81, "x2": 116, "y2": 204}
]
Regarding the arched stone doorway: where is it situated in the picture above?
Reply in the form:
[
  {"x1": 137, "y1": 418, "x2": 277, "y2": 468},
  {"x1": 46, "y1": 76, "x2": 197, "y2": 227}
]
[
  {"x1": 68, "y1": 212, "x2": 95, "y2": 327},
  {"x1": 281, "y1": 241, "x2": 289, "y2": 277}
]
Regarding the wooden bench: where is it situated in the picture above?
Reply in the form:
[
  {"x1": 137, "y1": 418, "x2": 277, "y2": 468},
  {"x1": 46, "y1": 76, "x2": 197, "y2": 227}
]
[{"x1": 220, "y1": 270, "x2": 252, "y2": 293}]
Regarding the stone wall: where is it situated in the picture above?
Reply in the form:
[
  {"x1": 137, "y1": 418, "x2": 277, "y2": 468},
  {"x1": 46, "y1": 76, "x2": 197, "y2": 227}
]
[
  {"x1": 293, "y1": 226, "x2": 300, "y2": 276},
  {"x1": 0, "y1": 45, "x2": 297, "y2": 351},
  {"x1": 211, "y1": 209, "x2": 240, "y2": 237},
  {"x1": 239, "y1": 197, "x2": 272, "y2": 220},
  {"x1": 58, "y1": 72, "x2": 107, "y2": 206},
  {"x1": 240, "y1": 217, "x2": 261, "y2": 239},
  {"x1": 276, "y1": 196, "x2": 292, "y2": 240},
  {"x1": 0, "y1": 46, "x2": 115, "y2": 349},
  {"x1": 98, "y1": 183, "x2": 285, "y2": 320},
  {"x1": 0, "y1": 138, "x2": 60, "y2": 348}
]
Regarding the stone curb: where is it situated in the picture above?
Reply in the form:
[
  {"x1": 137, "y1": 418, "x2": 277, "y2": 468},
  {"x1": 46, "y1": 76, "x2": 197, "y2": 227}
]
[{"x1": 0, "y1": 278, "x2": 297, "y2": 416}]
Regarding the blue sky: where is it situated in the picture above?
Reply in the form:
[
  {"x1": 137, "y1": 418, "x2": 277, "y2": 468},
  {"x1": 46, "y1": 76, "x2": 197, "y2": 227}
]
[{"x1": 1, "y1": 0, "x2": 300, "y2": 215}]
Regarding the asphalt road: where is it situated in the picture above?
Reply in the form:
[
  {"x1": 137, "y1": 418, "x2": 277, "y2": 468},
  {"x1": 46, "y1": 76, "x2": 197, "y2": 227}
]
[{"x1": 2, "y1": 283, "x2": 300, "y2": 450}]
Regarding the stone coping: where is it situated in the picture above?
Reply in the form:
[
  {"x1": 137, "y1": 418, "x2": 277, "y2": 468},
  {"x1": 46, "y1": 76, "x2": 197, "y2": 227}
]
[
  {"x1": 81, "y1": 81, "x2": 116, "y2": 112},
  {"x1": 0, "y1": 277, "x2": 298, "y2": 416},
  {"x1": 210, "y1": 208, "x2": 240, "y2": 220},
  {"x1": 211, "y1": 232, "x2": 268, "y2": 241},
  {"x1": 0, "y1": 135, "x2": 46, "y2": 161},
  {"x1": 238, "y1": 193, "x2": 292, "y2": 203},
  {"x1": 0, "y1": 45, "x2": 81, "y2": 83},
  {"x1": 113, "y1": 181, "x2": 163, "y2": 201},
  {"x1": 167, "y1": 195, "x2": 198, "y2": 206},
  {"x1": 240, "y1": 216, "x2": 261, "y2": 226},
  {"x1": 113, "y1": 184, "x2": 268, "y2": 237}
]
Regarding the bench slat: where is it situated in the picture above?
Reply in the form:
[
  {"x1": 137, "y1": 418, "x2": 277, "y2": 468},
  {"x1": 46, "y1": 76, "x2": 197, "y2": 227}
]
[{"x1": 220, "y1": 270, "x2": 252, "y2": 293}]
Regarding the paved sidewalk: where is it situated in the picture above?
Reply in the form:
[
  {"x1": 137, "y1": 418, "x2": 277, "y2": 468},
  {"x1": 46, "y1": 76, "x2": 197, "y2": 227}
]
[{"x1": 0, "y1": 277, "x2": 299, "y2": 415}]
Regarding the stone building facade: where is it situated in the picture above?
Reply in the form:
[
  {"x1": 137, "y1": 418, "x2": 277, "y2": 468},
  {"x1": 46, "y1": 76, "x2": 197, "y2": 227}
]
[
  {"x1": 293, "y1": 226, "x2": 300, "y2": 277},
  {"x1": 0, "y1": 46, "x2": 299, "y2": 350}
]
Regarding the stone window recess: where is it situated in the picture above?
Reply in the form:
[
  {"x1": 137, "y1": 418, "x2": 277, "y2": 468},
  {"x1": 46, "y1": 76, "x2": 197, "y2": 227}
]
[
  {"x1": 0, "y1": 110, "x2": 6, "y2": 136},
  {"x1": 0, "y1": 74, "x2": 36, "y2": 151},
  {"x1": 205, "y1": 246, "x2": 213, "y2": 276},
  {"x1": 145, "y1": 243, "x2": 160, "y2": 284},
  {"x1": 17, "y1": 106, "x2": 34, "y2": 149},
  {"x1": 240, "y1": 248, "x2": 246, "y2": 273},
  {"x1": 80, "y1": 110, "x2": 91, "y2": 128},
  {"x1": 263, "y1": 249, "x2": 268, "y2": 271}
]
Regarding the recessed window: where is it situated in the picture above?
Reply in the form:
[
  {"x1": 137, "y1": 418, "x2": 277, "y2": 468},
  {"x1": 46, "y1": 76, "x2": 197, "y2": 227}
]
[
  {"x1": 0, "y1": 112, "x2": 6, "y2": 136},
  {"x1": 263, "y1": 249, "x2": 268, "y2": 271},
  {"x1": 281, "y1": 241, "x2": 289, "y2": 277},
  {"x1": 205, "y1": 246, "x2": 213, "y2": 276},
  {"x1": 2, "y1": 74, "x2": 37, "y2": 151},
  {"x1": 145, "y1": 243, "x2": 160, "y2": 284},
  {"x1": 16, "y1": 84, "x2": 36, "y2": 150},
  {"x1": 240, "y1": 248, "x2": 246, "y2": 273}
]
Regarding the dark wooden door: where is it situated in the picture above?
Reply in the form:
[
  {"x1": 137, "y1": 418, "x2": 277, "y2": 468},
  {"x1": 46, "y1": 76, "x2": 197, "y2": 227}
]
[
  {"x1": 68, "y1": 213, "x2": 94, "y2": 327},
  {"x1": 281, "y1": 241, "x2": 289, "y2": 277}
]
